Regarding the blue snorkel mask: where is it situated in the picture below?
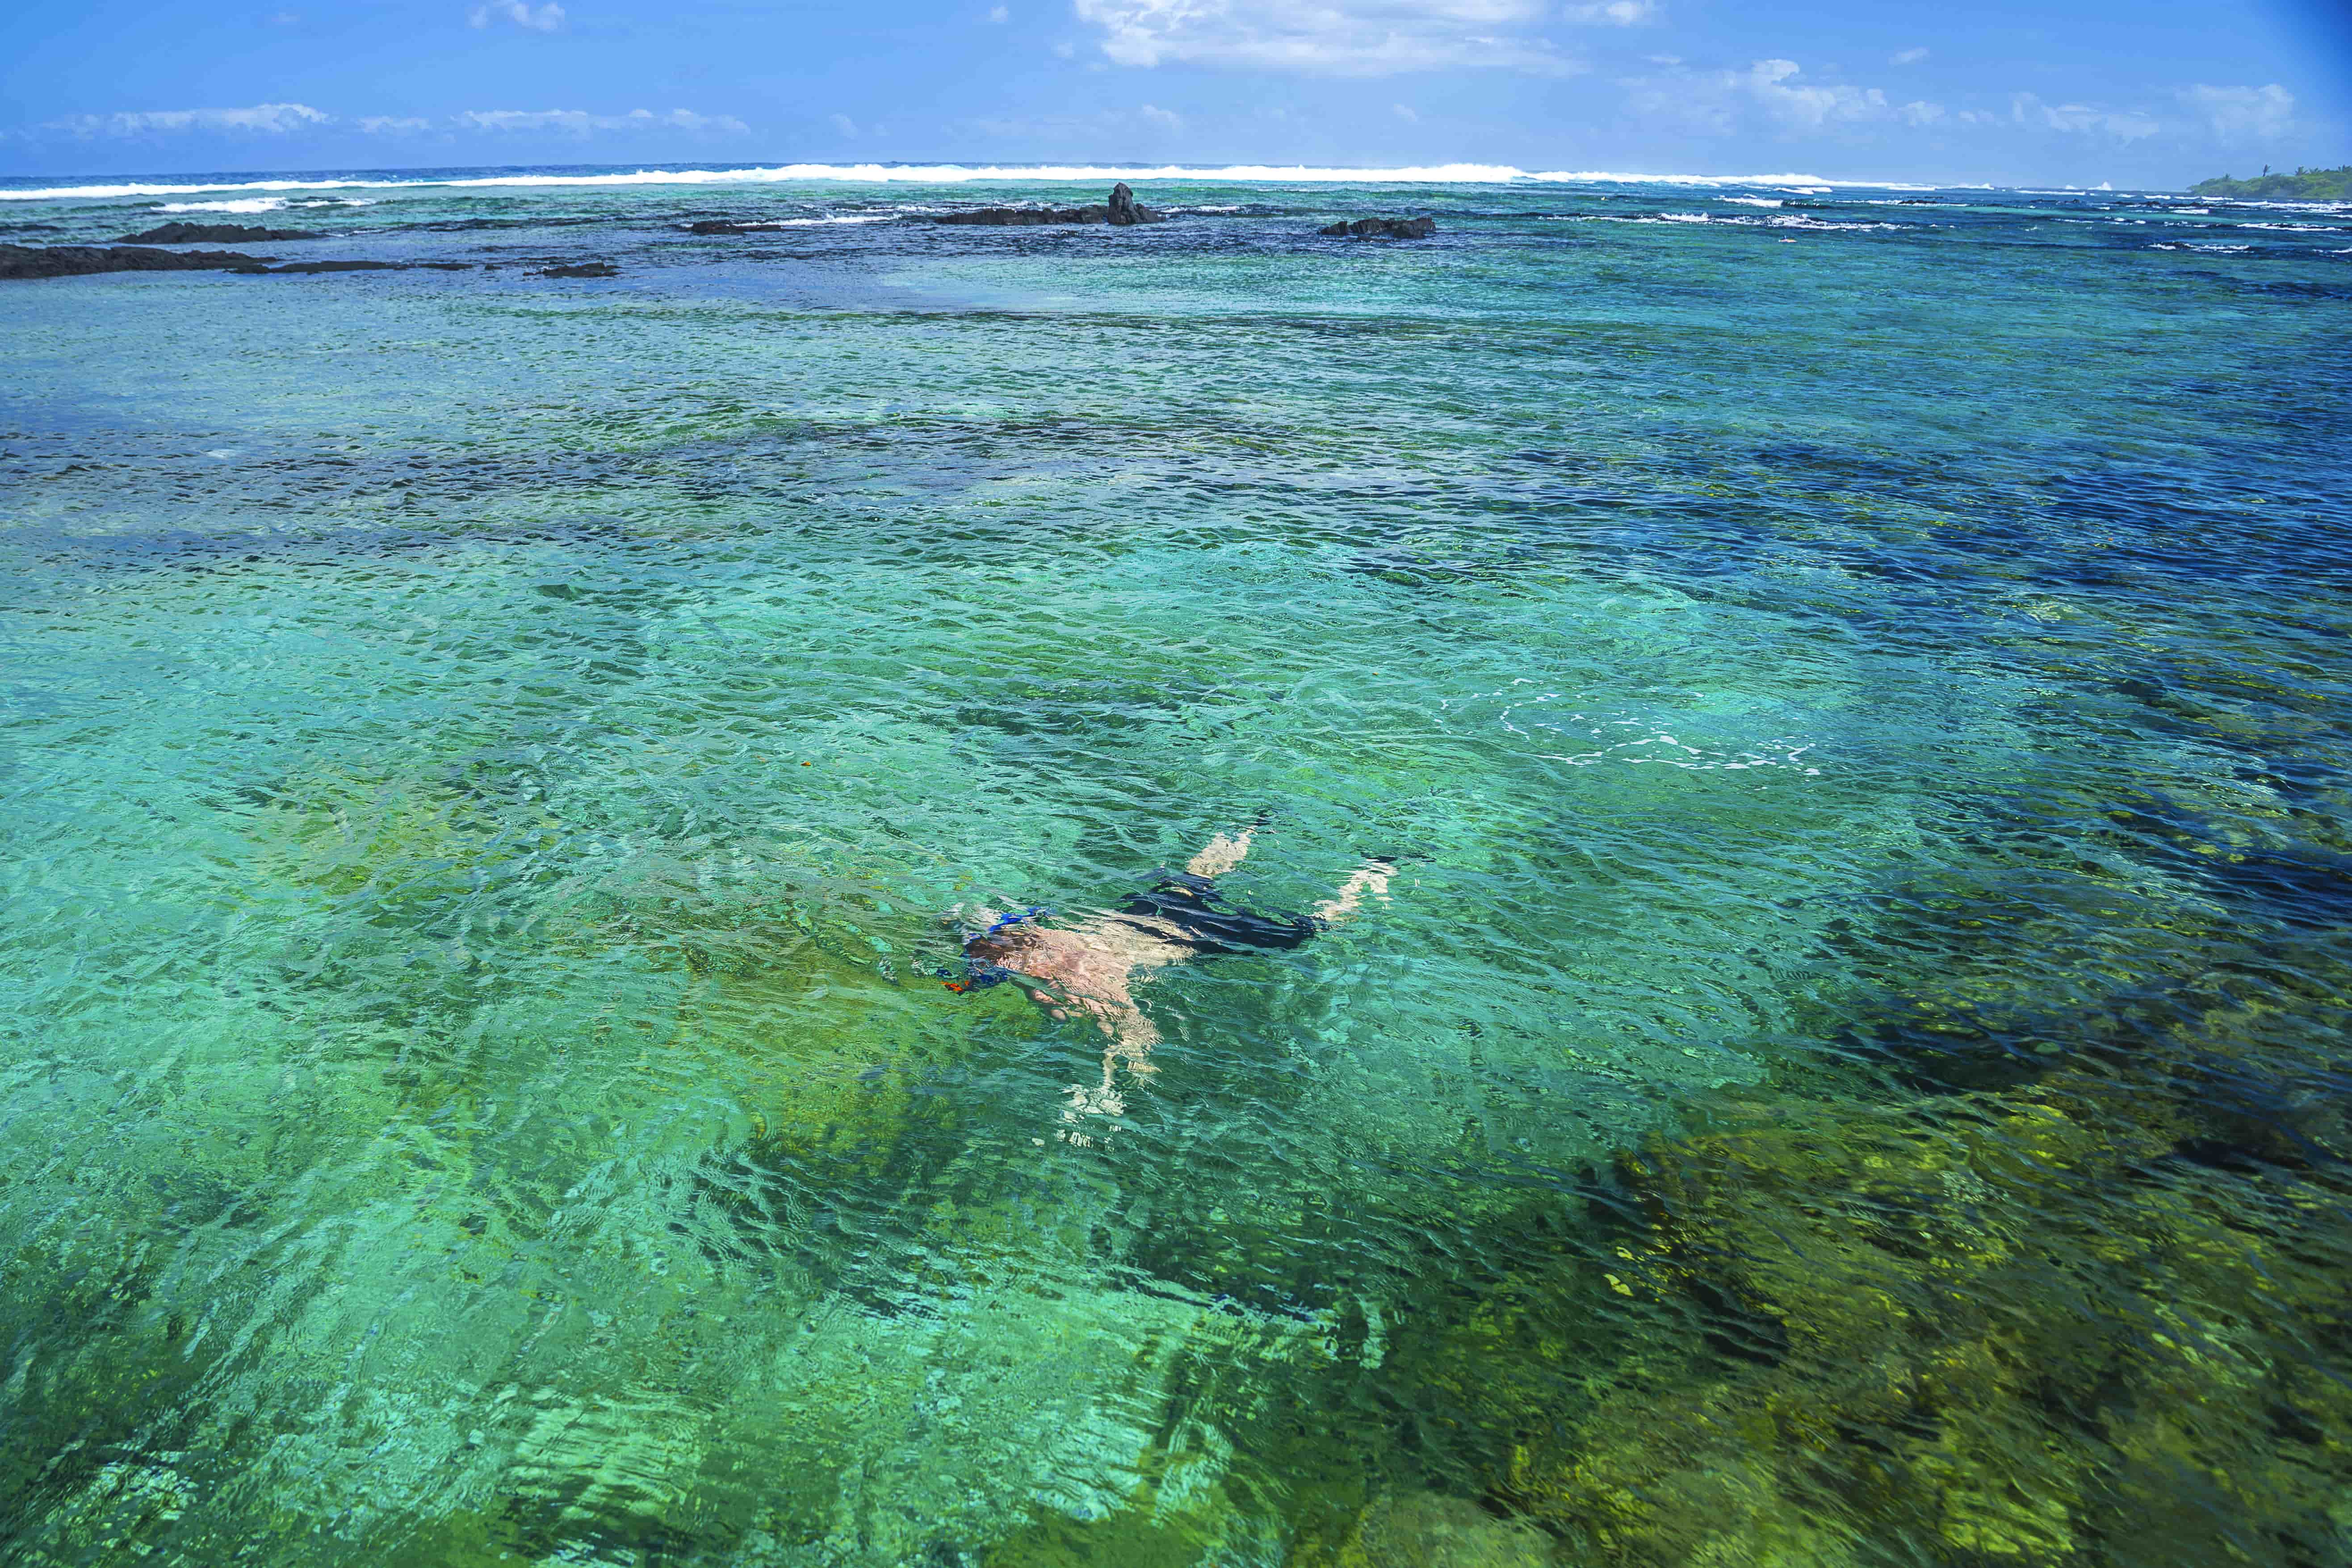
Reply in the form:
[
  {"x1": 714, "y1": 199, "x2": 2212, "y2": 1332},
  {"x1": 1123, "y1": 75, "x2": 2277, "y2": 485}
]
[{"x1": 939, "y1": 906, "x2": 1051, "y2": 993}]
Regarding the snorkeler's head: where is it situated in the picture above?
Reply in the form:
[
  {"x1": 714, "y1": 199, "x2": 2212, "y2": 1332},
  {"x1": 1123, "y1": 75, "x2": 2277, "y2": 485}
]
[
  {"x1": 957, "y1": 928, "x2": 1005, "y2": 960},
  {"x1": 939, "y1": 905, "x2": 1050, "y2": 992},
  {"x1": 962, "y1": 921, "x2": 1040, "y2": 966},
  {"x1": 965, "y1": 905, "x2": 1048, "y2": 947}
]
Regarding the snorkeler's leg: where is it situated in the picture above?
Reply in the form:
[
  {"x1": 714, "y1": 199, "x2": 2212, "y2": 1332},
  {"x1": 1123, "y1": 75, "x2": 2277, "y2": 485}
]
[
  {"x1": 1075, "y1": 988, "x2": 1161, "y2": 1058},
  {"x1": 1059, "y1": 1058, "x2": 1124, "y2": 1144},
  {"x1": 1311, "y1": 858, "x2": 1396, "y2": 925},
  {"x1": 1054, "y1": 993, "x2": 1163, "y2": 1143},
  {"x1": 1185, "y1": 827, "x2": 1255, "y2": 879}
]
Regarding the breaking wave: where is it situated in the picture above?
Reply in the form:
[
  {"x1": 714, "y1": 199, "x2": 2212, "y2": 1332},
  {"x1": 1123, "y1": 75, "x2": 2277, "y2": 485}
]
[{"x1": 0, "y1": 161, "x2": 1941, "y2": 202}]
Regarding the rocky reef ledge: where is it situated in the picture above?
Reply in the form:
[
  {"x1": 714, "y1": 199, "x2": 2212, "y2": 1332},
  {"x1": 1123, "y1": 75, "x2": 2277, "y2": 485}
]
[
  {"x1": 115, "y1": 221, "x2": 319, "y2": 244},
  {"x1": 1320, "y1": 216, "x2": 1437, "y2": 239},
  {"x1": 935, "y1": 180, "x2": 1166, "y2": 227},
  {"x1": 0, "y1": 243, "x2": 274, "y2": 280},
  {"x1": 0, "y1": 244, "x2": 475, "y2": 281}
]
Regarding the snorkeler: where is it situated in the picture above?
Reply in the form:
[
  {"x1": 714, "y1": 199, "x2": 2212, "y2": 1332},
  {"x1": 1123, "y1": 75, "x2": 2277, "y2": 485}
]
[{"x1": 943, "y1": 828, "x2": 1397, "y2": 1140}]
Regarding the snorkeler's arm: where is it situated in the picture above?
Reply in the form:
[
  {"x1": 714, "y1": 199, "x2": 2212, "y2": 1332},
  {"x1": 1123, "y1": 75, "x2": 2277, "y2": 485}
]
[
  {"x1": 1185, "y1": 827, "x2": 1255, "y2": 880},
  {"x1": 1311, "y1": 858, "x2": 1395, "y2": 926},
  {"x1": 1039, "y1": 989, "x2": 1161, "y2": 1052}
]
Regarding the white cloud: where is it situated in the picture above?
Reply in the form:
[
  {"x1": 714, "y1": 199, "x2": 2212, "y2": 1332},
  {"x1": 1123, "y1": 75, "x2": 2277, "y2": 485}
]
[
  {"x1": 468, "y1": 0, "x2": 565, "y2": 30},
  {"x1": 41, "y1": 102, "x2": 331, "y2": 137},
  {"x1": 2010, "y1": 92, "x2": 2158, "y2": 140},
  {"x1": 989, "y1": 4, "x2": 1010, "y2": 18},
  {"x1": 25, "y1": 100, "x2": 756, "y2": 143},
  {"x1": 1072, "y1": 0, "x2": 1577, "y2": 75},
  {"x1": 2182, "y1": 83, "x2": 2293, "y2": 140},
  {"x1": 268, "y1": 10, "x2": 302, "y2": 24},
  {"x1": 958, "y1": 104, "x2": 1202, "y2": 137},
  {"x1": 1740, "y1": 59, "x2": 1892, "y2": 128},
  {"x1": 1891, "y1": 46, "x2": 1927, "y2": 65},
  {"x1": 830, "y1": 113, "x2": 859, "y2": 136},
  {"x1": 1562, "y1": 0, "x2": 1654, "y2": 24},
  {"x1": 1624, "y1": 59, "x2": 1913, "y2": 134},
  {"x1": 454, "y1": 107, "x2": 750, "y2": 134},
  {"x1": 1393, "y1": 102, "x2": 1419, "y2": 122},
  {"x1": 1610, "y1": 56, "x2": 2176, "y2": 148}
]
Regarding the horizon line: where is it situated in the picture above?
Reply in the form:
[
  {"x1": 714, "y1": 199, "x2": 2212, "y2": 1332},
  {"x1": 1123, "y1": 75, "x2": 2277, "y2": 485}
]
[{"x1": 0, "y1": 158, "x2": 2184, "y2": 200}]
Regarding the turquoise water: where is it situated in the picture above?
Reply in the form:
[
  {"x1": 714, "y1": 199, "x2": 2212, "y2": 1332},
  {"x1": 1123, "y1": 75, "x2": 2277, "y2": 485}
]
[{"x1": 4, "y1": 167, "x2": 2350, "y2": 1567}]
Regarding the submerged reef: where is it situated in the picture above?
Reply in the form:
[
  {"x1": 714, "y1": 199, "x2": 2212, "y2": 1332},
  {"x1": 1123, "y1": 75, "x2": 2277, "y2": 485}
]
[
  {"x1": 0, "y1": 244, "x2": 473, "y2": 280},
  {"x1": 0, "y1": 243, "x2": 276, "y2": 280},
  {"x1": 1508, "y1": 1056, "x2": 2350, "y2": 1564},
  {"x1": 1318, "y1": 217, "x2": 1439, "y2": 239},
  {"x1": 1174, "y1": 1002, "x2": 2352, "y2": 1567},
  {"x1": 1137, "y1": 654, "x2": 2352, "y2": 1568},
  {"x1": 114, "y1": 221, "x2": 320, "y2": 244}
]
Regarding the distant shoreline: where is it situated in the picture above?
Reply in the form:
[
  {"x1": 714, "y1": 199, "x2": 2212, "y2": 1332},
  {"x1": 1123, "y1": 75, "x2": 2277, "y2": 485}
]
[{"x1": 2191, "y1": 165, "x2": 2352, "y2": 201}]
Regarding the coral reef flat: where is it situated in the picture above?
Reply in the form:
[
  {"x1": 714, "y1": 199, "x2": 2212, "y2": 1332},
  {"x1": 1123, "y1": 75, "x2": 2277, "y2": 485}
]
[{"x1": 1, "y1": 165, "x2": 2348, "y2": 1568}]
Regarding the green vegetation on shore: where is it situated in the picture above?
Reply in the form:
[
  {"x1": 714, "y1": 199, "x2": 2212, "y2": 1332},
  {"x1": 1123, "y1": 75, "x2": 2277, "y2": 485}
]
[{"x1": 2191, "y1": 164, "x2": 2352, "y2": 200}]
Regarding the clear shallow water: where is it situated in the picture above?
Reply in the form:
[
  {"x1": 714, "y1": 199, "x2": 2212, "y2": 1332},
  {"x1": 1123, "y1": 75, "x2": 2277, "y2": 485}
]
[{"x1": 2, "y1": 166, "x2": 2350, "y2": 1568}]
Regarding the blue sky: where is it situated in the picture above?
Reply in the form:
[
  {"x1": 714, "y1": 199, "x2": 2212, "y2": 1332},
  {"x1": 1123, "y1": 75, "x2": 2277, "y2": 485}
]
[{"x1": 2, "y1": 0, "x2": 2345, "y2": 187}]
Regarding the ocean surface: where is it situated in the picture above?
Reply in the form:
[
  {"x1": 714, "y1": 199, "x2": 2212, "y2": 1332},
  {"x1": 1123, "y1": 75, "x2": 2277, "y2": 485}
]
[{"x1": 3, "y1": 162, "x2": 2350, "y2": 1568}]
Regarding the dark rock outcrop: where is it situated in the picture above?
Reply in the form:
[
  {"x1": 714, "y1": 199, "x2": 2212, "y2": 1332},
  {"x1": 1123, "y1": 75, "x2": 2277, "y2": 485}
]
[
  {"x1": 1318, "y1": 216, "x2": 1438, "y2": 240},
  {"x1": 934, "y1": 185, "x2": 1165, "y2": 227},
  {"x1": 117, "y1": 221, "x2": 320, "y2": 244},
  {"x1": 0, "y1": 245, "x2": 478, "y2": 281},
  {"x1": 537, "y1": 261, "x2": 618, "y2": 278},
  {"x1": 688, "y1": 220, "x2": 779, "y2": 234},
  {"x1": 935, "y1": 205, "x2": 1104, "y2": 226},
  {"x1": 0, "y1": 243, "x2": 274, "y2": 281}
]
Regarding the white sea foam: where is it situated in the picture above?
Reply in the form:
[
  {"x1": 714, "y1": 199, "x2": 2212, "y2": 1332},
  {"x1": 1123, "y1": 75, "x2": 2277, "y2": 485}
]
[
  {"x1": 0, "y1": 162, "x2": 1940, "y2": 202},
  {"x1": 1761, "y1": 215, "x2": 1897, "y2": 231},
  {"x1": 2219, "y1": 197, "x2": 2352, "y2": 212},
  {"x1": 149, "y1": 195, "x2": 371, "y2": 213},
  {"x1": 1590, "y1": 211, "x2": 1899, "y2": 233},
  {"x1": 1724, "y1": 197, "x2": 1782, "y2": 207},
  {"x1": 156, "y1": 197, "x2": 289, "y2": 214},
  {"x1": 715, "y1": 214, "x2": 898, "y2": 228}
]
